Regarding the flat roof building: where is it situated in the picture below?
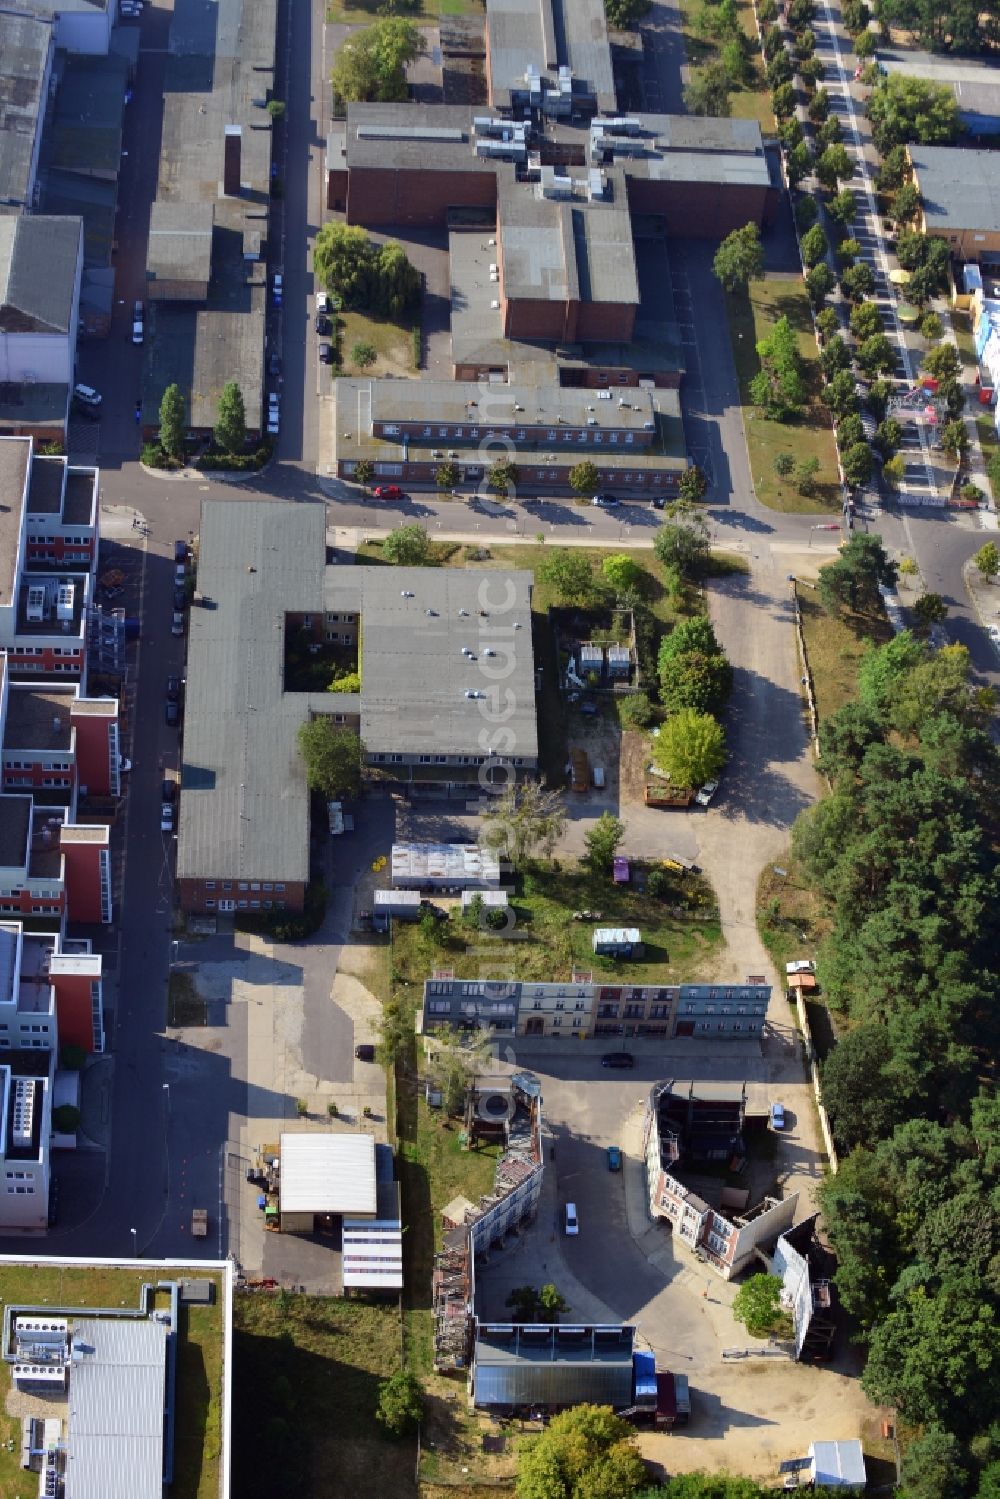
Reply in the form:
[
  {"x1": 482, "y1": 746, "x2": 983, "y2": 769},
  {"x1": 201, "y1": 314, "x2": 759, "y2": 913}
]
[
  {"x1": 1, "y1": 1259, "x2": 232, "y2": 1498},
  {"x1": 278, "y1": 1132, "x2": 378, "y2": 1231},
  {"x1": 908, "y1": 145, "x2": 1000, "y2": 258},
  {"x1": 473, "y1": 1323, "x2": 635, "y2": 1408},
  {"x1": 0, "y1": 11, "x2": 54, "y2": 212},
  {"x1": 177, "y1": 501, "x2": 538, "y2": 912},
  {"x1": 141, "y1": 0, "x2": 276, "y2": 434},
  {"x1": 484, "y1": 0, "x2": 616, "y2": 115}
]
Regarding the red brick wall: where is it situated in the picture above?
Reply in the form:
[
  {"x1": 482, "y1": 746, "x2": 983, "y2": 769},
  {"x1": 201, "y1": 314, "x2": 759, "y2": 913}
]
[
  {"x1": 7, "y1": 646, "x2": 84, "y2": 676},
  {"x1": 179, "y1": 879, "x2": 306, "y2": 914},
  {"x1": 347, "y1": 168, "x2": 497, "y2": 227},
  {"x1": 576, "y1": 302, "x2": 637, "y2": 344},
  {"x1": 504, "y1": 298, "x2": 570, "y2": 342},
  {"x1": 328, "y1": 167, "x2": 348, "y2": 212},
  {"x1": 625, "y1": 179, "x2": 776, "y2": 235}
]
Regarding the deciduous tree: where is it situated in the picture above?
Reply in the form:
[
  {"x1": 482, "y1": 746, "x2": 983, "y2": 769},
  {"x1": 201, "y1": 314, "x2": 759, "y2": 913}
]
[
  {"x1": 296, "y1": 718, "x2": 363, "y2": 798},
  {"x1": 712, "y1": 223, "x2": 764, "y2": 290},
  {"x1": 652, "y1": 708, "x2": 726, "y2": 789},
  {"x1": 214, "y1": 380, "x2": 246, "y2": 454},
  {"x1": 480, "y1": 783, "x2": 567, "y2": 865},
  {"x1": 584, "y1": 813, "x2": 626, "y2": 875},
  {"x1": 684, "y1": 61, "x2": 733, "y2": 116},
  {"x1": 331, "y1": 16, "x2": 426, "y2": 103},
  {"x1": 537, "y1": 548, "x2": 598, "y2": 604},
  {"x1": 383, "y1": 522, "x2": 430, "y2": 564},
  {"x1": 159, "y1": 383, "x2": 186, "y2": 461}
]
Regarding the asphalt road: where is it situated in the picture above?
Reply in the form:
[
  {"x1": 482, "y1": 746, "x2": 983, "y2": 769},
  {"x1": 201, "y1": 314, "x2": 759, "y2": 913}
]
[{"x1": 12, "y1": 0, "x2": 995, "y2": 1261}]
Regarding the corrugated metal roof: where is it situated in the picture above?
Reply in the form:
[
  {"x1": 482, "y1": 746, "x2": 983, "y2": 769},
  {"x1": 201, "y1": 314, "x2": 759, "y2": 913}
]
[
  {"x1": 177, "y1": 502, "x2": 326, "y2": 885},
  {"x1": 810, "y1": 1441, "x2": 867, "y2": 1488},
  {"x1": 473, "y1": 1324, "x2": 634, "y2": 1408},
  {"x1": 65, "y1": 1317, "x2": 166, "y2": 1499},
  {"x1": 279, "y1": 1131, "x2": 377, "y2": 1216},
  {"x1": 342, "y1": 1218, "x2": 404, "y2": 1288},
  {"x1": 391, "y1": 843, "x2": 501, "y2": 886}
]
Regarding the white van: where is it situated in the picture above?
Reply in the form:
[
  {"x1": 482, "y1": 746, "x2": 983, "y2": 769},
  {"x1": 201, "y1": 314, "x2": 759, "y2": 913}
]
[{"x1": 564, "y1": 1202, "x2": 579, "y2": 1236}]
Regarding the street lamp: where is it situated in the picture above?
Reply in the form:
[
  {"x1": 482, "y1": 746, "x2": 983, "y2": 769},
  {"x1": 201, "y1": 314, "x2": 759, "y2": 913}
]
[
  {"x1": 130, "y1": 1226, "x2": 137, "y2": 1257},
  {"x1": 162, "y1": 1083, "x2": 170, "y2": 1115}
]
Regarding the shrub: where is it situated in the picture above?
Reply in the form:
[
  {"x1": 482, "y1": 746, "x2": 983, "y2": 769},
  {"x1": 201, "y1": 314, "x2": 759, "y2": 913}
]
[
  {"x1": 141, "y1": 441, "x2": 171, "y2": 469},
  {"x1": 197, "y1": 443, "x2": 272, "y2": 472},
  {"x1": 619, "y1": 692, "x2": 656, "y2": 729},
  {"x1": 237, "y1": 881, "x2": 327, "y2": 941},
  {"x1": 816, "y1": 306, "x2": 840, "y2": 340},
  {"x1": 920, "y1": 311, "x2": 944, "y2": 340},
  {"x1": 351, "y1": 341, "x2": 377, "y2": 368},
  {"x1": 795, "y1": 195, "x2": 819, "y2": 230},
  {"x1": 52, "y1": 1104, "x2": 81, "y2": 1134},
  {"x1": 647, "y1": 868, "x2": 670, "y2": 898}
]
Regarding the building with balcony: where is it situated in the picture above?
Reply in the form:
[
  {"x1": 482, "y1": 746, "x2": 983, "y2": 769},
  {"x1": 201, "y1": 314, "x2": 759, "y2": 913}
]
[
  {"x1": 2, "y1": 676, "x2": 120, "y2": 802},
  {"x1": 421, "y1": 975, "x2": 771, "y2": 1039}
]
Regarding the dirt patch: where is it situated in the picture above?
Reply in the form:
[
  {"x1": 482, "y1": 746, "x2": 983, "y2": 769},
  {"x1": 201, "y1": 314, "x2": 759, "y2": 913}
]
[{"x1": 620, "y1": 728, "x2": 651, "y2": 805}]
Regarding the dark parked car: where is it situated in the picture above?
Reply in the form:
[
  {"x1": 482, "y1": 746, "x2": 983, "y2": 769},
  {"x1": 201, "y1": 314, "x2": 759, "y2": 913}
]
[
  {"x1": 319, "y1": 342, "x2": 334, "y2": 364},
  {"x1": 161, "y1": 778, "x2": 177, "y2": 803},
  {"x1": 165, "y1": 699, "x2": 179, "y2": 727},
  {"x1": 601, "y1": 1052, "x2": 635, "y2": 1069},
  {"x1": 355, "y1": 1044, "x2": 376, "y2": 1062},
  {"x1": 650, "y1": 495, "x2": 667, "y2": 510},
  {"x1": 166, "y1": 676, "x2": 181, "y2": 702},
  {"x1": 174, "y1": 539, "x2": 189, "y2": 565},
  {"x1": 173, "y1": 584, "x2": 187, "y2": 610},
  {"x1": 315, "y1": 313, "x2": 331, "y2": 335},
  {"x1": 268, "y1": 352, "x2": 281, "y2": 378}
]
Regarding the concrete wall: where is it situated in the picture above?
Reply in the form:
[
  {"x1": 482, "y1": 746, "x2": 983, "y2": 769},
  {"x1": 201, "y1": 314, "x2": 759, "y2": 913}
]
[
  {"x1": 0, "y1": 332, "x2": 74, "y2": 386},
  {"x1": 54, "y1": 8, "x2": 113, "y2": 54}
]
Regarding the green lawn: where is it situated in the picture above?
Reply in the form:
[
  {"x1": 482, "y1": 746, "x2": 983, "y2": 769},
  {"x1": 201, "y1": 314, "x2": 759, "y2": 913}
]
[
  {"x1": 676, "y1": 0, "x2": 775, "y2": 132},
  {"x1": 336, "y1": 310, "x2": 416, "y2": 379},
  {"x1": 397, "y1": 1073, "x2": 502, "y2": 1370},
  {"x1": 0, "y1": 1265, "x2": 223, "y2": 1499},
  {"x1": 391, "y1": 863, "x2": 721, "y2": 990},
  {"x1": 797, "y1": 580, "x2": 893, "y2": 722},
  {"x1": 757, "y1": 858, "x2": 834, "y2": 982},
  {"x1": 726, "y1": 278, "x2": 842, "y2": 513},
  {"x1": 327, "y1": 0, "x2": 482, "y2": 20},
  {"x1": 233, "y1": 1291, "x2": 412, "y2": 1499}
]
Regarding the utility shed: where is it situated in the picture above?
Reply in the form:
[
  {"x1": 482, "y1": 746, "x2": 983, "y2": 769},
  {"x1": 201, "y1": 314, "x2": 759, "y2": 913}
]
[
  {"x1": 373, "y1": 889, "x2": 421, "y2": 929},
  {"x1": 279, "y1": 1132, "x2": 377, "y2": 1232},
  {"x1": 808, "y1": 1441, "x2": 867, "y2": 1489},
  {"x1": 473, "y1": 1323, "x2": 635, "y2": 1409},
  {"x1": 391, "y1": 842, "x2": 500, "y2": 889},
  {"x1": 593, "y1": 927, "x2": 642, "y2": 956}
]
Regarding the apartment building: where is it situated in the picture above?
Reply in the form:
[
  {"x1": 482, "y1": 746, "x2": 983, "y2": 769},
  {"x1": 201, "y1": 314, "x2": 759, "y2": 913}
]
[
  {"x1": 0, "y1": 1053, "x2": 53, "y2": 1229},
  {"x1": 421, "y1": 977, "x2": 771, "y2": 1039},
  {"x1": 0, "y1": 798, "x2": 111, "y2": 928},
  {"x1": 0, "y1": 439, "x2": 98, "y2": 683},
  {"x1": 0, "y1": 922, "x2": 103, "y2": 1056}
]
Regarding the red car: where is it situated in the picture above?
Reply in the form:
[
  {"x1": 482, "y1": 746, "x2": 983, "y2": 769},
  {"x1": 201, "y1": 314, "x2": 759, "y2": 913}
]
[{"x1": 373, "y1": 484, "x2": 405, "y2": 501}]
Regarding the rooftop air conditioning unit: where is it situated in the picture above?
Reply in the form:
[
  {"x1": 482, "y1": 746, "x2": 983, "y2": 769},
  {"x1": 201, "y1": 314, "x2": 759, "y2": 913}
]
[{"x1": 490, "y1": 300, "x2": 500, "y2": 309}]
